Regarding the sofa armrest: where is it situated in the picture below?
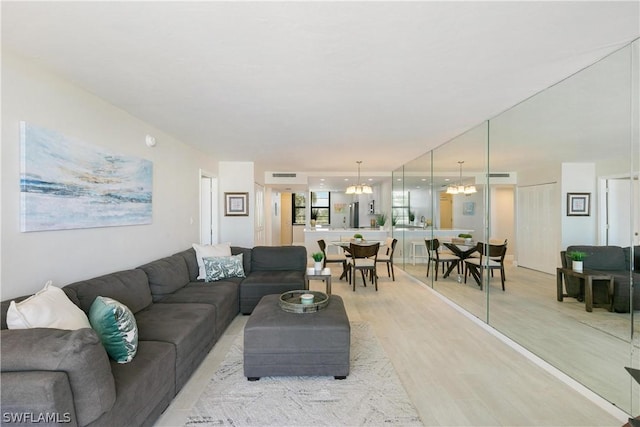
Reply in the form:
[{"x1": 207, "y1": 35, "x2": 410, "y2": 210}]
[
  {"x1": 1, "y1": 371, "x2": 78, "y2": 426},
  {"x1": 1, "y1": 328, "x2": 116, "y2": 426}
]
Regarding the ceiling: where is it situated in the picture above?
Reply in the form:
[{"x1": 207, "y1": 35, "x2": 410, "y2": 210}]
[{"x1": 2, "y1": 1, "x2": 639, "y2": 191}]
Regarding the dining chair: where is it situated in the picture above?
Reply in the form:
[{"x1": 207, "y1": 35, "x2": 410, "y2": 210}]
[
  {"x1": 376, "y1": 238, "x2": 398, "y2": 281},
  {"x1": 317, "y1": 239, "x2": 347, "y2": 278},
  {"x1": 425, "y1": 238, "x2": 461, "y2": 281},
  {"x1": 348, "y1": 242, "x2": 380, "y2": 291},
  {"x1": 464, "y1": 242, "x2": 507, "y2": 290}
]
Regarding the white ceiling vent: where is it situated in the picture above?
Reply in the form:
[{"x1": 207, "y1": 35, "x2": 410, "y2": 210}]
[{"x1": 272, "y1": 173, "x2": 297, "y2": 178}]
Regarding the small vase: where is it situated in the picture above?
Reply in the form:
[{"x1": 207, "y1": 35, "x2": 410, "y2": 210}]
[
  {"x1": 572, "y1": 260, "x2": 583, "y2": 272},
  {"x1": 314, "y1": 261, "x2": 323, "y2": 272}
]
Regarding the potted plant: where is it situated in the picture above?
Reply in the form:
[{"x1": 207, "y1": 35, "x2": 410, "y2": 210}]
[
  {"x1": 568, "y1": 251, "x2": 587, "y2": 272},
  {"x1": 353, "y1": 233, "x2": 363, "y2": 242},
  {"x1": 311, "y1": 252, "x2": 324, "y2": 271},
  {"x1": 310, "y1": 209, "x2": 318, "y2": 228},
  {"x1": 376, "y1": 213, "x2": 387, "y2": 230},
  {"x1": 458, "y1": 233, "x2": 473, "y2": 245},
  {"x1": 408, "y1": 210, "x2": 416, "y2": 224}
]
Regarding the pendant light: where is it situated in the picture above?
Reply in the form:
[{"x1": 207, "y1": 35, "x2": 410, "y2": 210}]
[
  {"x1": 446, "y1": 161, "x2": 476, "y2": 195},
  {"x1": 345, "y1": 161, "x2": 373, "y2": 195}
]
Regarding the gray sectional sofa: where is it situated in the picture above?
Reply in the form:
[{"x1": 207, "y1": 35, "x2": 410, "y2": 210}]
[
  {"x1": 1, "y1": 245, "x2": 307, "y2": 427},
  {"x1": 561, "y1": 245, "x2": 639, "y2": 313}
]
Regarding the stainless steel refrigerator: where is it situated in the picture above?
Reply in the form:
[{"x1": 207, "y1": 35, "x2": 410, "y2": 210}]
[{"x1": 349, "y1": 202, "x2": 359, "y2": 228}]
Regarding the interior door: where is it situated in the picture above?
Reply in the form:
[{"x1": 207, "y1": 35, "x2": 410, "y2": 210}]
[
  {"x1": 439, "y1": 193, "x2": 453, "y2": 229},
  {"x1": 606, "y1": 177, "x2": 639, "y2": 246}
]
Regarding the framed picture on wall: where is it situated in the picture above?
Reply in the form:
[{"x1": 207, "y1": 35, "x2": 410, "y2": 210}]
[
  {"x1": 462, "y1": 201, "x2": 475, "y2": 216},
  {"x1": 567, "y1": 192, "x2": 590, "y2": 216},
  {"x1": 224, "y1": 192, "x2": 249, "y2": 216}
]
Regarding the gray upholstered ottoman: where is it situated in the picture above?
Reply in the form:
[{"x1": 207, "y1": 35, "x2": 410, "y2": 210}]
[{"x1": 243, "y1": 294, "x2": 350, "y2": 380}]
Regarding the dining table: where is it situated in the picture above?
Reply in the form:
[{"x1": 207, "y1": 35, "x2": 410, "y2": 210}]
[
  {"x1": 441, "y1": 241, "x2": 478, "y2": 282},
  {"x1": 330, "y1": 240, "x2": 384, "y2": 280}
]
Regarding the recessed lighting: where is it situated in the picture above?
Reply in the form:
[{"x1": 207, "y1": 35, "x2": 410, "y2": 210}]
[
  {"x1": 320, "y1": 178, "x2": 325, "y2": 181},
  {"x1": 344, "y1": 178, "x2": 349, "y2": 181},
  {"x1": 421, "y1": 178, "x2": 427, "y2": 181}
]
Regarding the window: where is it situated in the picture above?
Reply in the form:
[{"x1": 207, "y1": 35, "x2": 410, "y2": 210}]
[
  {"x1": 392, "y1": 190, "x2": 410, "y2": 225},
  {"x1": 311, "y1": 191, "x2": 330, "y2": 225},
  {"x1": 292, "y1": 193, "x2": 306, "y2": 225}
]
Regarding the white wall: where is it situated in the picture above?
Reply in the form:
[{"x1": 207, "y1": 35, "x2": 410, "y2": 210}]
[
  {"x1": 218, "y1": 161, "x2": 255, "y2": 247},
  {"x1": 1, "y1": 51, "x2": 218, "y2": 299}
]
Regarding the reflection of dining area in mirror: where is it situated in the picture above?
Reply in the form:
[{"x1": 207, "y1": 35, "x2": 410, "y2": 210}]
[{"x1": 391, "y1": 39, "x2": 639, "y2": 416}]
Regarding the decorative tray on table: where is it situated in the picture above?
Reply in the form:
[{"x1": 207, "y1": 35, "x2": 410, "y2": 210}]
[{"x1": 279, "y1": 290, "x2": 329, "y2": 314}]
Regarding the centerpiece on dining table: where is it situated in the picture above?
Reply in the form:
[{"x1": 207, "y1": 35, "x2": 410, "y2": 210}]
[{"x1": 352, "y1": 233, "x2": 364, "y2": 243}]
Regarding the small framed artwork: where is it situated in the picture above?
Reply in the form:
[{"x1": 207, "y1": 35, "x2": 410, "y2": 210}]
[
  {"x1": 224, "y1": 192, "x2": 249, "y2": 216},
  {"x1": 567, "y1": 192, "x2": 590, "y2": 216},
  {"x1": 462, "y1": 201, "x2": 475, "y2": 216}
]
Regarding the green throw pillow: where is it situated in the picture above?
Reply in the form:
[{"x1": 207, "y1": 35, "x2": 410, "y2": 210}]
[
  {"x1": 89, "y1": 296, "x2": 138, "y2": 364},
  {"x1": 203, "y1": 254, "x2": 245, "y2": 282}
]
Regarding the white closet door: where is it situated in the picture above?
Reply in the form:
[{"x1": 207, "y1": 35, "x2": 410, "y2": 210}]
[
  {"x1": 517, "y1": 183, "x2": 558, "y2": 274},
  {"x1": 254, "y1": 183, "x2": 265, "y2": 246},
  {"x1": 607, "y1": 177, "x2": 639, "y2": 246}
]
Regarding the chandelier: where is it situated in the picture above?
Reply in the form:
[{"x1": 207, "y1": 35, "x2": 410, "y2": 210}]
[
  {"x1": 446, "y1": 161, "x2": 477, "y2": 195},
  {"x1": 345, "y1": 161, "x2": 373, "y2": 195}
]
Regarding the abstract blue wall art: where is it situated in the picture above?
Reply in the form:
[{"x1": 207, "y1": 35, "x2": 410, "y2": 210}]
[{"x1": 20, "y1": 122, "x2": 153, "y2": 232}]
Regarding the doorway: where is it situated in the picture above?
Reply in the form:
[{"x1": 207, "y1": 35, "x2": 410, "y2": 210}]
[
  {"x1": 200, "y1": 172, "x2": 218, "y2": 245},
  {"x1": 439, "y1": 192, "x2": 453, "y2": 229}
]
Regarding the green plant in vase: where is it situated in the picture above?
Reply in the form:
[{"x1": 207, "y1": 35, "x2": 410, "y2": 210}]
[
  {"x1": 376, "y1": 213, "x2": 387, "y2": 228},
  {"x1": 311, "y1": 252, "x2": 324, "y2": 271},
  {"x1": 568, "y1": 251, "x2": 587, "y2": 272}
]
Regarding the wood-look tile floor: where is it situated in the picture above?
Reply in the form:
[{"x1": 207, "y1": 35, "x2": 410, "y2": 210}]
[{"x1": 155, "y1": 267, "x2": 627, "y2": 426}]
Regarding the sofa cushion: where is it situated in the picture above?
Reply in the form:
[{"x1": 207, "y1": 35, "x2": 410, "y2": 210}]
[
  {"x1": 6, "y1": 281, "x2": 91, "y2": 330},
  {"x1": 173, "y1": 248, "x2": 201, "y2": 282},
  {"x1": 1, "y1": 327, "x2": 116, "y2": 426},
  {"x1": 134, "y1": 303, "x2": 216, "y2": 390},
  {"x1": 89, "y1": 297, "x2": 138, "y2": 364},
  {"x1": 160, "y1": 281, "x2": 239, "y2": 340},
  {"x1": 251, "y1": 246, "x2": 307, "y2": 272},
  {"x1": 239, "y1": 270, "x2": 306, "y2": 314},
  {"x1": 138, "y1": 255, "x2": 190, "y2": 302},
  {"x1": 204, "y1": 254, "x2": 245, "y2": 282},
  {"x1": 65, "y1": 269, "x2": 152, "y2": 315},
  {"x1": 89, "y1": 340, "x2": 176, "y2": 427},
  {"x1": 567, "y1": 245, "x2": 627, "y2": 271}
]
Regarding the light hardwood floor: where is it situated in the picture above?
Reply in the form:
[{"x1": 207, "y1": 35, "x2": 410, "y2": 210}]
[
  {"x1": 403, "y1": 260, "x2": 640, "y2": 414},
  {"x1": 156, "y1": 267, "x2": 627, "y2": 426}
]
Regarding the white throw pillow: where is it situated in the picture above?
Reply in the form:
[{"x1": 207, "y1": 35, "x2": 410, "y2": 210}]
[
  {"x1": 6, "y1": 281, "x2": 91, "y2": 330},
  {"x1": 192, "y1": 242, "x2": 232, "y2": 279}
]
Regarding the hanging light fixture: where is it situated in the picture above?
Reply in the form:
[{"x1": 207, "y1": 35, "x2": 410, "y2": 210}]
[
  {"x1": 345, "y1": 161, "x2": 373, "y2": 195},
  {"x1": 446, "y1": 161, "x2": 476, "y2": 195}
]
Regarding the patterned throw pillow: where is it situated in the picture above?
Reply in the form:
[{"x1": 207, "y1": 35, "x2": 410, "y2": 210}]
[
  {"x1": 89, "y1": 296, "x2": 138, "y2": 364},
  {"x1": 203, "y1": 254, "x2": 245, "y2": 282}
]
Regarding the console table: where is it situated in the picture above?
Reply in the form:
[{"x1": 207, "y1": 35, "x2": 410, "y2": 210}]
[{"x1": 556, "y1": 267, "x2": 614, "y2": 312}]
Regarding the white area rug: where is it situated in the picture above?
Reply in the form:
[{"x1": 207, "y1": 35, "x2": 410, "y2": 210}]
[{"x1": 185, "y1": 322, "x2": 423, "y2": 426}]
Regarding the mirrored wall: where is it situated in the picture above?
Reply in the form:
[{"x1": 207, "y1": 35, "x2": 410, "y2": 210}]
[{"x1": 393, "y1": 39, "x2": 639, "y2": 415}]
